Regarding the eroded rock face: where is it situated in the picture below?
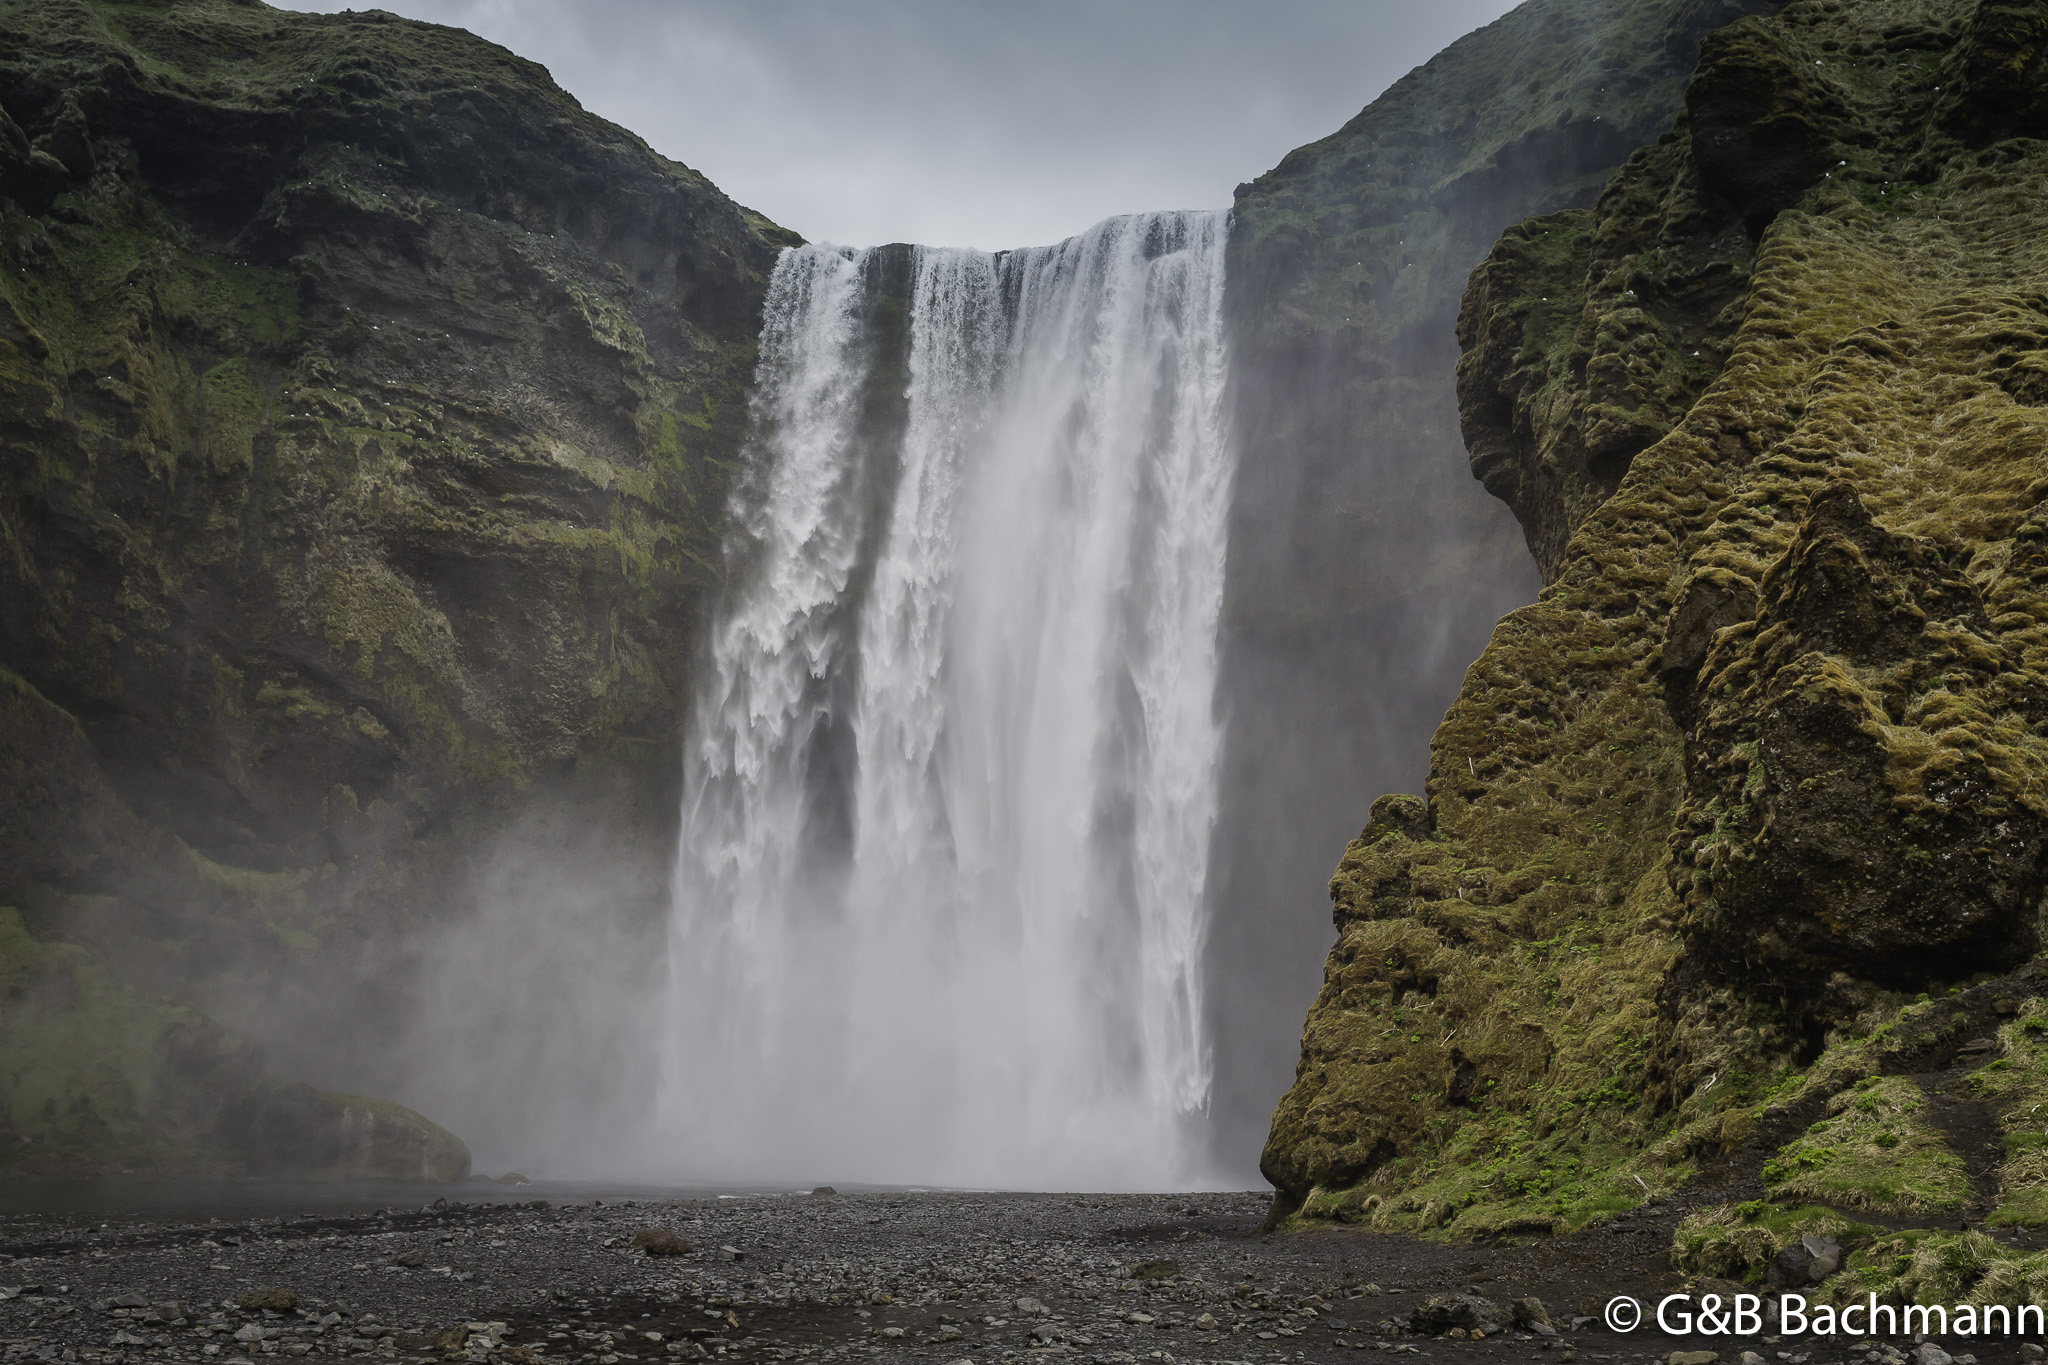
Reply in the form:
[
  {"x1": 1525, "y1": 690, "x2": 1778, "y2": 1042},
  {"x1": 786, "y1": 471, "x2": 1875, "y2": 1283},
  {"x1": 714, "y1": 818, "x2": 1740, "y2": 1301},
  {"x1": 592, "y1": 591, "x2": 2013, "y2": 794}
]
[
  {"x1": 1212, "y1": 0, "x2": 1771, "y2": 1165},
  {"x1": 0, "y1": 0, "x2": 793, "y2": 1172},
  {"x1": 1674, "y1": 482, "x2": 2047, "y2": 1009},
  {"x1": 1266, "y1": 0, "x2": 2048, "y2": 1235},
  {"x1": 226, "y1": 1083, "x2": 469, "y2": 1182}
]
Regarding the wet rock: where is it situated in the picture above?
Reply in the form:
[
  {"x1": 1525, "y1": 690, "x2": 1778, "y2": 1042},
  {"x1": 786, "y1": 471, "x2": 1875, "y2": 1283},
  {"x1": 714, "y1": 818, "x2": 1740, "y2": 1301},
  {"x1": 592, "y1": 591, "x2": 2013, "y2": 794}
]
[
  {"x1": 1768, "y1": 1234, "x2": 1842, "y2": 1288},
  {"x1": 226, "y1": 1083, "x2": 471, "y2": 1183},
  {"x1": 1410, "y1": 1293, "x2": 1502, "y2": 1335},
  {"x1": 631, "y1": 1230, "x2": 692, "y2": 1257},
  {"x1": 1677, "y1": 483, "x2": 2046, "y2": 1008},
  {"x1": 235, "y1": 1289, "x2": 296, "y2": 1313},
  {"x1": 40, "y1": 91, "x2": 94, "y2": 179}
]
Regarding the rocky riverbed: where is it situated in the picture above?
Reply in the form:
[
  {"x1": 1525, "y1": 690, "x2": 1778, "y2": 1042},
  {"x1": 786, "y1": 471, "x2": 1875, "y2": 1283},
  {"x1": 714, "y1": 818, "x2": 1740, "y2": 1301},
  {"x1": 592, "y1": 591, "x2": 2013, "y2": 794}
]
[{"x1": 2, "y1": 1190, "x2": 2042, "y2": 1365}]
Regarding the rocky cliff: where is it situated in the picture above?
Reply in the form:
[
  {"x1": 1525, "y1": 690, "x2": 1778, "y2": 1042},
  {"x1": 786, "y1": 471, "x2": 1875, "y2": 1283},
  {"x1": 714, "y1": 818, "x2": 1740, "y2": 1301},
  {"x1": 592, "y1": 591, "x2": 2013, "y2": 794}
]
[
  {"x1": 0, "y1": 0, "x2": 793, "y2": 1174},
  {"x1": 1209, "y1": 0, "x2": 1778, "y2": 1162},
  {"x1": 1264, "y1": 0, "x2": 2048, "y2": 1295}
]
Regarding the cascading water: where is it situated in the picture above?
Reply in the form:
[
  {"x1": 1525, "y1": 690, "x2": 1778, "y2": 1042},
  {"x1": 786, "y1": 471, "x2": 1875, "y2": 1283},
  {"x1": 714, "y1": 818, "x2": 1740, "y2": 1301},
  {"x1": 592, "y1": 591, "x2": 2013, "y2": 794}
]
[{"x1": 663, "y1": 210, "x2": 1231, "y2": 1188}]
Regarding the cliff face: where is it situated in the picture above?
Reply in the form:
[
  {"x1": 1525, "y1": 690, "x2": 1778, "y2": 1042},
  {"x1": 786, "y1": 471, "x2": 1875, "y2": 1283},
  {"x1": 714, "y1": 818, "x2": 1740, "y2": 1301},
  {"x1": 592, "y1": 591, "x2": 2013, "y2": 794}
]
[
  {"x1": 1208, "y1": 0, "x2": 1776, "y2": 1162},
  {"x1": 0, "y1": 0, "x2": 792, "y2": 1172},
  {"x1": 1265, "y1": 0, "x2": 2048, "y2": 1280}
]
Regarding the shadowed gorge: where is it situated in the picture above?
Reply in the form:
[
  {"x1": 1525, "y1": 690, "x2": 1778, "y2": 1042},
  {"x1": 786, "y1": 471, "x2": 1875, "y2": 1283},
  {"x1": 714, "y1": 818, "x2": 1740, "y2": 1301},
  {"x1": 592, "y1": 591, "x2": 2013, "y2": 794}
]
[
  {"x1": 1207, "y1": 0, "x2": 1778, "y2": 1164},
  {"x1": 8, "y1": 0, "x2": 2048, "y2": 1325}
]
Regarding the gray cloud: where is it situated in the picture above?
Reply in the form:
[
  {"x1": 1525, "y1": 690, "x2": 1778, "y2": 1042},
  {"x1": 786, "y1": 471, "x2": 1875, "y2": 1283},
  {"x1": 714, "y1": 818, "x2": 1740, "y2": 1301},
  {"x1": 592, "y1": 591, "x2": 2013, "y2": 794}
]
[{"x1": 281, "y1": 0, "x2": 1522, "y2": 250}]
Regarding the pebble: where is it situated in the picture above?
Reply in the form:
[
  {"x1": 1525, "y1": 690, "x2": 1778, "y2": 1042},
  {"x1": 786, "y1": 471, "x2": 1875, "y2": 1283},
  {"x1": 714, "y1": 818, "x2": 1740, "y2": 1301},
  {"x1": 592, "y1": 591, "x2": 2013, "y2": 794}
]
[{"x1": 1, "y1": 1188, "x2": 1967, "y2": 1365}]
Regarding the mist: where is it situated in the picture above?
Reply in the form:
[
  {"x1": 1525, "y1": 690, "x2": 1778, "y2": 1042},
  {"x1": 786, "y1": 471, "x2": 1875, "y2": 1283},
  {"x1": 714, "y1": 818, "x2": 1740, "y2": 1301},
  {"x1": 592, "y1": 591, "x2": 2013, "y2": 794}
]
[{"x1": 220, "y1": 1, "x2": 1562, "y2": 1188}]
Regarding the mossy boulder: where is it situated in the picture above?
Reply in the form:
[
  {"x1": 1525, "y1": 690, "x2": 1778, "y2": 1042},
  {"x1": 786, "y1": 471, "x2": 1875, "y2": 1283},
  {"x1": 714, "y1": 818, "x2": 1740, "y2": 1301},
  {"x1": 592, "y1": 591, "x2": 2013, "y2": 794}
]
[
  {"x1": 225, "y1": 1082, "x2": 468, "y2": 1182},
  {"x1": 0, "y1": 905, "x2": 463, "y2": 1178}
]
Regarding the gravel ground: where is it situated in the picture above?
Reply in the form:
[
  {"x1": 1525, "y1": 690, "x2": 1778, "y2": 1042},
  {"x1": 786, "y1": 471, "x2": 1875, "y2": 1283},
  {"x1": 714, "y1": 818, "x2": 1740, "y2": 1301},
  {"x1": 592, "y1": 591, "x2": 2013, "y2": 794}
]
[{"x1": 0, "y1": 1190, "x2": 2037, "y2": 1365}]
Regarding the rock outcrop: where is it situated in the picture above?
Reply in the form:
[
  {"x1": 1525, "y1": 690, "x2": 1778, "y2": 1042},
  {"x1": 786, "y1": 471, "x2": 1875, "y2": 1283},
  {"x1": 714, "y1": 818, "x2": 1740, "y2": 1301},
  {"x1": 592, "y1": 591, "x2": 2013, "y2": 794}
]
[
  {"x1": 1266, "y1": 0, "x2": 2048, "y2": 1264},
  {"x1": 0, "y1": 0, "x2": 793, "y2": 1173},
  {"x1": 1209, "y1": 0, "x2": 1778, "y2": 1161},
  {"x1": 0, "y1": 906, "x2": 467, "y2": 1177}
]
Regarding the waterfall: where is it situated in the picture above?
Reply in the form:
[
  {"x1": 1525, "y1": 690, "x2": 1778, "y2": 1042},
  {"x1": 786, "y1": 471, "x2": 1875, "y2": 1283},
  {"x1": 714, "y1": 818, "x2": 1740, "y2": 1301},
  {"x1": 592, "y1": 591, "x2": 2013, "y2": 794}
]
[{"x1": 663, "y1": 210, "x2": 1232, "y2": 1188}]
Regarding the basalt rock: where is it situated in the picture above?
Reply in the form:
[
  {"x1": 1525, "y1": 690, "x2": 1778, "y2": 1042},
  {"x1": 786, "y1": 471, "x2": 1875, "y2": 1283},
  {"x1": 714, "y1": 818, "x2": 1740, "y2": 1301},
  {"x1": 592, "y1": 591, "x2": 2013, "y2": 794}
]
[
  {"x1": 1211, "y1": 0, "x2": 1775, "y2": 1164},
  {"x1": 0, "y1": 0, "x2": 793, "y2": 1173},
  {"x1": 1267, "y1": 0, "x2": 2048, "y2": 1242},
  {"x1": 1674, "y1": 482, "x2": 2046, "y2": 1017}
]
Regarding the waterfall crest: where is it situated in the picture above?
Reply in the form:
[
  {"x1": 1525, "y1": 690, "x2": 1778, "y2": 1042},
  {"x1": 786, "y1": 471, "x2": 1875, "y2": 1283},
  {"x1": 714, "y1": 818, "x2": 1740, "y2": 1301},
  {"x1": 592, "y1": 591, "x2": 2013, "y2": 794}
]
[{"x1": 664, "y1": 210, "x2": 1232, "y2": 1188}]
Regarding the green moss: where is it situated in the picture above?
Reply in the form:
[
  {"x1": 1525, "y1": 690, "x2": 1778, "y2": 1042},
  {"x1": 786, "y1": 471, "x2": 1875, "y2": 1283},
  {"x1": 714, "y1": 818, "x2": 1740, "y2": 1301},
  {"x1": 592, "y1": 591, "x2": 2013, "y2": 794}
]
[
  {"x1": 0, "y1": 0, "x2": 795, "y2": 1175},
  {"x1": 1673, "y1": 1201, "x2": 1879, "y2": 1283},
  {"x1": 1267, "y1": 0, "x2": 2048, "y2": 1242},
  {"x1": 1760, "y1": 1077, "x2": 1969, "y2": 1217},
  {"x1": 1828, "y1": 1230, "x2": 2048, "y2": 1309},
  {"x1": 0, "y1": 906, "x2": 253, "y2": 1173}
]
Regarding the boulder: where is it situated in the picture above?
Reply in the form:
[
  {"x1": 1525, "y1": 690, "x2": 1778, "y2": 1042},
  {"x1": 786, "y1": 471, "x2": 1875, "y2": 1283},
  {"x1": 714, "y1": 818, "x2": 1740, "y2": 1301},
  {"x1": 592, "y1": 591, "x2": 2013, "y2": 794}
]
[
  {"x1": 1768, "y1": 1234, "x2": 1842, "y2": 1288},
  {"x1": 225, "y1": 1083, "x2": 470, "y2": 1182},
  {"x1": 1410, "y1": 1293, "x2": 1502, "y2": 1335},
  {"x1": 631, "y1": 1230, "x2": 691, "y2": 1257}
]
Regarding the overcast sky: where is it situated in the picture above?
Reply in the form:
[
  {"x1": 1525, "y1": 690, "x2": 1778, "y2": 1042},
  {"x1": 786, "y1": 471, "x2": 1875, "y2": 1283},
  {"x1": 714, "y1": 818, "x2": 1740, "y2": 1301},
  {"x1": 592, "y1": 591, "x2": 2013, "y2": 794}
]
[{"x1": 283, "y1": 1, "x2": 1524, "y2": 251}]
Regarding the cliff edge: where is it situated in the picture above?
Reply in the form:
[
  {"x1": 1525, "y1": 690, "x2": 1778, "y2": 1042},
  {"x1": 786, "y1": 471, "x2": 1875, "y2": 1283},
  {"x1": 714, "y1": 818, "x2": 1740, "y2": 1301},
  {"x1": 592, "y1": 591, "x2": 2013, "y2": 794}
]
[
  {"x1": 1266, "y1": 0, "x2": 2048, "y2": 1296},
  {"x1": 0, "y1": 0, "x2": 793, "y2": 1173}
]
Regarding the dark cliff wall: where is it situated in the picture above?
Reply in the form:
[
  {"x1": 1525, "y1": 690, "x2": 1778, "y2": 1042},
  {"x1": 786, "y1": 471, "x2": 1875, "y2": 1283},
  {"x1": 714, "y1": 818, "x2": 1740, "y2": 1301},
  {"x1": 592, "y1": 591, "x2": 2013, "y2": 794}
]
[
  {"x1": 1207, "y1": 0, "x2": 1779, "y2": 1167},
  {"x1": 0, "y1": 0, "x2": 794, "y2": 1171},
  {"x1": 1263, "y1": 0, "x2": 2048, "y2": 1284}
]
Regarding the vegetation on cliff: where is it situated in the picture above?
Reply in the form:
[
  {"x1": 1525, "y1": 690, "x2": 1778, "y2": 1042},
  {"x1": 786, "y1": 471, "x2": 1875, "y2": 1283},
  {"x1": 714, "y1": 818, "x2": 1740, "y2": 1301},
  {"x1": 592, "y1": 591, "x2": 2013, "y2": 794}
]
[
  {"x1": 1265, "y1": 0, "x2": 2048, "y2": 1293},
  {"x1": 0, "y1": 0, "x2": 793, "y2": 1172},
  {"x1": 1210, "y1": 0, "x2": 1777, "y2": 1156}
]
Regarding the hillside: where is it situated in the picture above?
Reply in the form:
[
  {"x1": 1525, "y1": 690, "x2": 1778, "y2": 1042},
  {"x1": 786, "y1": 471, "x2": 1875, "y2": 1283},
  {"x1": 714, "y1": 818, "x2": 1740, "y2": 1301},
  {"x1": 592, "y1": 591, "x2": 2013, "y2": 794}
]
[{"x1": 1265, "y1": 0, "x2": 2048, "y2": 1298}]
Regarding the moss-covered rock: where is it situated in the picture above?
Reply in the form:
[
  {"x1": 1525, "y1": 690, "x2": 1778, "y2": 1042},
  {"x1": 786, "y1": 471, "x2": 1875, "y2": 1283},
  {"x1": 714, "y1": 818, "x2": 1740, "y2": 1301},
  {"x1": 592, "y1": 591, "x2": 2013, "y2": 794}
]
[
  {"x1": 1210, "y1": 0, "x2": 1777, "y2": 1155},
  {"x1": 1267, "y1": 0, "x2": 2048, "y2": 1253},
  {"x1": 0, "y1": 905, "x2": 463, "y2": 1177},
  {"x1": 0, "y1": 0, "x2": 793, "y2": 1172}
]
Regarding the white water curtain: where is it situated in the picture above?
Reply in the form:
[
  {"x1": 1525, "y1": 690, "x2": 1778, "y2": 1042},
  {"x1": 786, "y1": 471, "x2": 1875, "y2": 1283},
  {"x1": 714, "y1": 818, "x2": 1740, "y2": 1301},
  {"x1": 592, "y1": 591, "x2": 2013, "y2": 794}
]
[{"x1": 664, "y1": 211, "x2": 1233, "y2": 1188}]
